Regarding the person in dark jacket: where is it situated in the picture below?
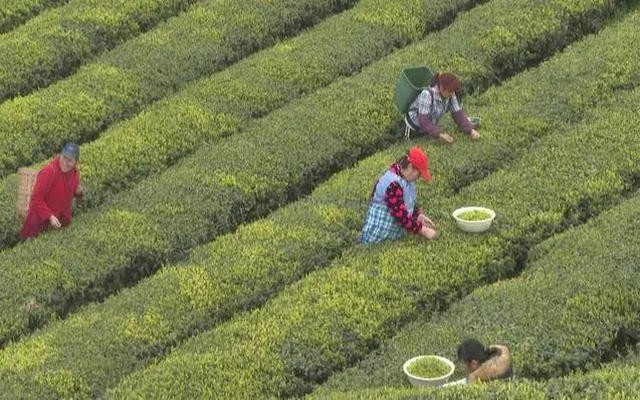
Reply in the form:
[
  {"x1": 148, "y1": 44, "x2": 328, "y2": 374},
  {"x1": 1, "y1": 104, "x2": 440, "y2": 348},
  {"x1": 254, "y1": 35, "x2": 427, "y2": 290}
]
[
  {"x1": 457, "y1": 338, "x2": 513, "y2": 384},
  {"x1": 359, "y1": 146, "x2": 437, "y2": 244},
  {"x1": 406, "y1": 72, "x2": 480, "y2": 144},
  {"x1": 19, "y1": 142, "x2": 84, "y2": 240}
]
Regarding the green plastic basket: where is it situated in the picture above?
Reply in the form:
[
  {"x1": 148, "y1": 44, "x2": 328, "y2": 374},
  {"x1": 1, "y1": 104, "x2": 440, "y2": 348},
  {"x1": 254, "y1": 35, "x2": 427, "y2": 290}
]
[{"x1": 393, "y1": 65, "x2": 433, "y2": 114}]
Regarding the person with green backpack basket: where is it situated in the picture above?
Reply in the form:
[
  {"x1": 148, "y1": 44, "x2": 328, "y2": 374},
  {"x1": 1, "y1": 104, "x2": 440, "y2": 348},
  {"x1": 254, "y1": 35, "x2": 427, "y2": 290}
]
[{"x1": 399, "y1": 69, "x2": 480, "y2": 143}]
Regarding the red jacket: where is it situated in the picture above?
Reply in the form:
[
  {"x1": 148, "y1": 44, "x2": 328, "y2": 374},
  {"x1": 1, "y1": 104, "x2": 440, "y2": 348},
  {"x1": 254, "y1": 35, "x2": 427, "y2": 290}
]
[{"x1": 19, "y1": 157, "x2": 82, "y2": 239}]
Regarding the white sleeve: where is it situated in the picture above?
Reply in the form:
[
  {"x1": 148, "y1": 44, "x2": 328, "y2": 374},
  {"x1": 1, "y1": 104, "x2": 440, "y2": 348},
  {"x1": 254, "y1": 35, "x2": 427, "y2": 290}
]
[
  {"x1": 417, "y1": 89, "x2": 434, "y2": 116},
  {"x1": 448, "y1": 93, "x2": 463, "y2": 113}
]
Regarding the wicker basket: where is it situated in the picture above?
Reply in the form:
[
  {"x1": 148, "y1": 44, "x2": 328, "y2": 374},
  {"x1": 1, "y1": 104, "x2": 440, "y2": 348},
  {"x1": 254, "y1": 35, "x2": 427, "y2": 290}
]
[{"x1": 16, "y1": 167, "x2": 38, "y2": 219}]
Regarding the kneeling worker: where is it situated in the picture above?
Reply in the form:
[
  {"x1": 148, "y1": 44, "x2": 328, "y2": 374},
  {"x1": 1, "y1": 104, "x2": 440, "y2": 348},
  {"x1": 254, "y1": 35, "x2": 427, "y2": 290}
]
[
  {"x1": 457, "y1": 338, "x2": 513, "y2": 383},
  {"x1": 20, "y1": 142, "x2": 84, "y2": 240},
  {"x1": 360, "y1": 146, "x2": 437, "y2": 244}
]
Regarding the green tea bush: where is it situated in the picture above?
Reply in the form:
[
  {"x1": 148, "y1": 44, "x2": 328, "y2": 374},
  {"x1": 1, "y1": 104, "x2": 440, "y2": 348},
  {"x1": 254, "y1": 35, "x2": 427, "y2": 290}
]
[
  {"x1": 312, "y1": 356, "x2": 640, "y2": 399},
  {"x1": 314, "y1": 195, "x2": 640, "y2": 395},
  {"x1": 0, "y1": 0, "x2": 457, "y2": 233},
  {"x1": 108, "y1": 33, "x2": 640, "y2": 400},
  {"x1": 0, "y1": 0, "x2": 357, "y2": 177},
  {"x1": 1, "y1": 3, "x2": 638, "y2": 398},
  {"x1": 46, "y1": 0, "x2": 461, "y2": 208},
  {"x1": 0, "y1": 0, "x2": 66, "y2": 33},
  {"x1": 0, "y1": 0, "x2": 190, "y2": 101},
  {"x1": 0, "y1": 0, "x2": 630, "y2": 392},
  {"x1": 0, "y1": 0, "x2": 377, "y2": 254}
]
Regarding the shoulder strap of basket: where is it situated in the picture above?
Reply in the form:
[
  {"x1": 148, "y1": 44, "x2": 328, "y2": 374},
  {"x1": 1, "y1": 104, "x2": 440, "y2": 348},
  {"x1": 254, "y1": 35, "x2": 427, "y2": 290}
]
[
  {"x1": 427, "y1": 87, "x2": 435, "y2": 110},
  {"x1": 39, "y1": 163, "x2": 56, "y2": 195}
]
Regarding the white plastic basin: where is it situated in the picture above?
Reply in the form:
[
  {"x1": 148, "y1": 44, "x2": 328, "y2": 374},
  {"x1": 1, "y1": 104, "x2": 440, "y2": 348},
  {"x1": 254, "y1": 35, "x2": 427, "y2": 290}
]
[
  {"x1": 403, "y1": 355, "x2": 455, "y2": 388},
  {"x1": 452, "y1": 206, "x2": 496, "y2": 233}
]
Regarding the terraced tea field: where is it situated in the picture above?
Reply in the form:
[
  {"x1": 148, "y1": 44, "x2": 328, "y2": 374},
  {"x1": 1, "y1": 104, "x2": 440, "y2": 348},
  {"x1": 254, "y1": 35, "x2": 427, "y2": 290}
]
[{"x1": 0, "y1": 0, "x2": 638, "y2": 398}]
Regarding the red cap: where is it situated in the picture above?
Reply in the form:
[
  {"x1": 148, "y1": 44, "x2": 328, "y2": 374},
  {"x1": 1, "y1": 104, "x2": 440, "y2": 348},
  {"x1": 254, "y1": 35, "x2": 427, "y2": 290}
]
[{"x1": 407, "y1": 146, "x2": 431, "y2": 182}]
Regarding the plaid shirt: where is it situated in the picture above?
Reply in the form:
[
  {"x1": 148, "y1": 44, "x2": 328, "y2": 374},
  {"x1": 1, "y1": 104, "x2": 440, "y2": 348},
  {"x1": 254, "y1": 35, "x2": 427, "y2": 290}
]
[
  {"x1": 407, "y1": 86, "x2": 470, "y2": 137},
  {"x1": 383, "y1": 166, "x2": 422, "y2": 233},
  {"x1": 360, "y1": 164, "x2": 423, "y2": 244}
]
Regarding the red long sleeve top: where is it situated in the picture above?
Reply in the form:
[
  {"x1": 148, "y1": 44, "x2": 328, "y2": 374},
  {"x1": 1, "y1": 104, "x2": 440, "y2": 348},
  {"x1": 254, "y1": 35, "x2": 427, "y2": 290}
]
[
  {"x1": 20, "y1": 157, "x2": 82, "y2": 239},
  {"x1": 379, "y1": 164, "x2": 423, "y2": 234}
]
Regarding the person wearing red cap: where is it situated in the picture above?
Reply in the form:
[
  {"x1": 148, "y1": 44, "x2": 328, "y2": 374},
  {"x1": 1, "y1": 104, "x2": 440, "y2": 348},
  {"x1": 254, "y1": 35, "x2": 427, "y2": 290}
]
[
  {"x1": 19, "y1": 142, "x2": 84, "y2": 240},
  {"x1": 406, "y1": 72, "x2": 480, "y2": 143},
  {"x1": 360, "y1": 147, "x2": 437, "y2": 244}
]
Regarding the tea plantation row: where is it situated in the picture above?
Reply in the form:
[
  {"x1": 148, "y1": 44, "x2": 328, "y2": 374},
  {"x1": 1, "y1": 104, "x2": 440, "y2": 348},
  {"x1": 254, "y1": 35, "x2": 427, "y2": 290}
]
[
  {"x1": 313, "y1": 357, "x2": 640, "y2": 399},
  {"x1": 0, "y1": 0, "x2": 475, "y2": 248},
  {"x1": 0, "y1": 0, "x2": 622, "y2": 353},
  {"x1": 0, "y1": 0, "x2": 357, "y2": 177},
  {"x1": 109, "y1": 72, "x2": 640, "y2": 398},
  {"x1": 0, "y1": 0, "x2": 66, "y2": 34},
  {"x1": 0, "y1": 2, "x2": 637, "y2": 398},
  {"x1": 312, "y1": 195, "x2": 640, "y2": 398},
  {"x1": 0, "y1": 0, "x2": 192, "y2": 102},
  {"x1": 102, "y1": 7, "x2": 640, "y2": 394}
]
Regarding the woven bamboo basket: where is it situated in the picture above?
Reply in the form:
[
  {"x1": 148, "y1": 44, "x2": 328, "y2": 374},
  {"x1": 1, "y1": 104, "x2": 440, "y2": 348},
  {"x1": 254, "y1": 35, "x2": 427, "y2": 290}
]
[{"x1": 16, "y1": 167, "x2": 38, "y2": 219}]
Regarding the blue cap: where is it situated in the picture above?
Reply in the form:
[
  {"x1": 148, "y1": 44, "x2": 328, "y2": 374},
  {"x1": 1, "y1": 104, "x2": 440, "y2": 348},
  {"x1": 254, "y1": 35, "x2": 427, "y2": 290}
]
[{"x1": 61, "y1": 142, "x2": 79, "y2": 161}]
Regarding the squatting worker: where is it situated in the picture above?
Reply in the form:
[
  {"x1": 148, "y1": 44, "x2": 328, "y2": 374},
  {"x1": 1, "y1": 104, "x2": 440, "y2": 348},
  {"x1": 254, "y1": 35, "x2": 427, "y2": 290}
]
[
  {"x1": 20, "y1": 142, "x2": 84, "y2": 240},
  {"x1": 457, "y1": 338, "x2": 513, "y2": 384},
  {"x1": 406, "y1": 72, "x2": 480, "y2": 144},
  {"x1": 360, "y1": 146, "x2": 437, "y2": 244}
]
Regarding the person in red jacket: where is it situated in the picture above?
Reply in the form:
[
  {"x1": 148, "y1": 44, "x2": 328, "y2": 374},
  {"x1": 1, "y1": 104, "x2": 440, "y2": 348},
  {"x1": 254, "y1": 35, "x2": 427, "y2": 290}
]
[{"x1": 19, "y1": 142, "x2": 84, "y2": 240}]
